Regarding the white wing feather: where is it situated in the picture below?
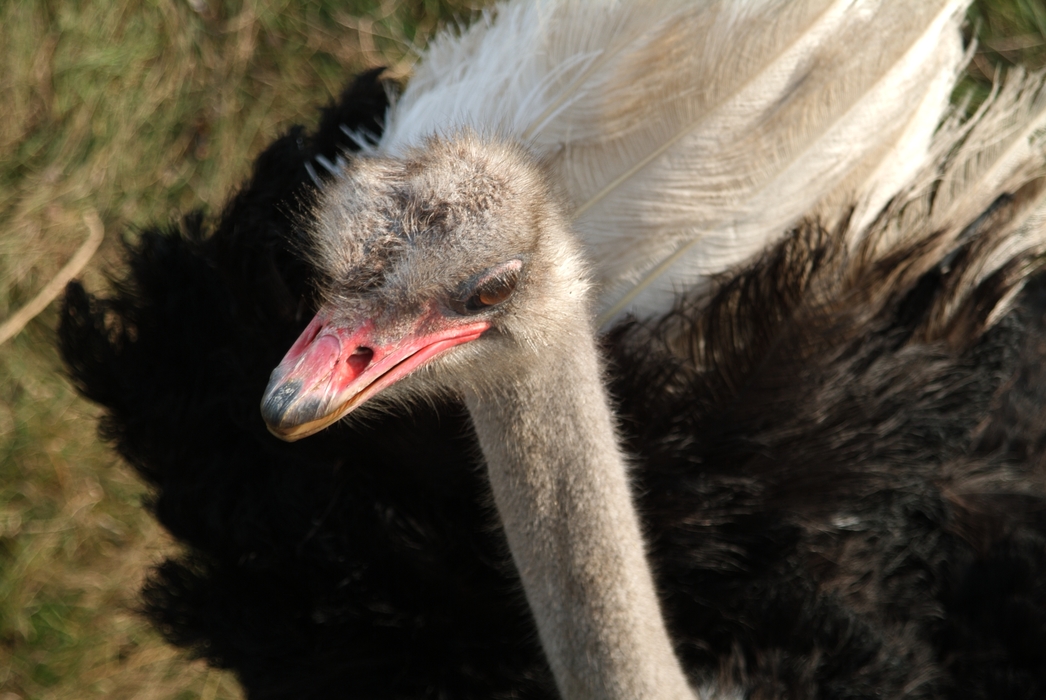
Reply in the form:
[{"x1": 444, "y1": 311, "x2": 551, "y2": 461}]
[{"x1": 863, "y1": 66, "x2": 1046, "y2": 332}]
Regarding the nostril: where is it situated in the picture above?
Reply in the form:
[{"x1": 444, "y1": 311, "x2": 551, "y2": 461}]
[{"x1": 348, "y1": 347, "x2": 374, "y2": 374}]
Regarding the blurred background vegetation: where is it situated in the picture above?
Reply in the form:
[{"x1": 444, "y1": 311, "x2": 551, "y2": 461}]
[{"x1": 0, "y1": 0, "x2": 1043, "y2": 698}]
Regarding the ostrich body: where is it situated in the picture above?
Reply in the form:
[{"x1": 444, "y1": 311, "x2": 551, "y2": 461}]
[
  {"x1": 57, "y1": 1, "x2": 1046, "y2": 698},
  {"x1": 258, "y1": 3, "x2": 1041, "y2": 697}
]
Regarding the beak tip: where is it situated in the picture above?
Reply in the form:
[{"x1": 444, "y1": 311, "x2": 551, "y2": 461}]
[
  {"x1": 261, "y1": 378, "x2": 304, "y2": 428},
  {"x1": 261, "y1": 376, "x2": 339, "y2": 443}
]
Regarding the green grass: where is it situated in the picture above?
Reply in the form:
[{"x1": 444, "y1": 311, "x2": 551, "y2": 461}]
[{"x1": 0, "y1": 1, "x2": 1043, "y2": 698}]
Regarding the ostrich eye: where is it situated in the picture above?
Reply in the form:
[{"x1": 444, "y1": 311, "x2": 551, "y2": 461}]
[
  {"x1": 452, "y1": 260, "x2": 522, "y2": 314},
  {"x1": 465, "y1": 271, "x2": 519, "y2": 311},
  {"x1": 473, "y1": 276, "x2": 516, "y2": 307}
]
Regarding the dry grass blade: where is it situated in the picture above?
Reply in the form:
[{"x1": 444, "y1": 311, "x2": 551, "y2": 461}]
[{"x1": 0, "y1": 211, "x2": 103, "y2": 347}]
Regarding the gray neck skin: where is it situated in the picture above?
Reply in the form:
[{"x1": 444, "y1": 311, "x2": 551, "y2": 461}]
[{"x1": 465, "y1": 329, "x2": 695, "y2": 700}]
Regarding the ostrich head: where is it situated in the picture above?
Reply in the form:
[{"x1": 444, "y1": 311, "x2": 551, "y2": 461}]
[{"x1": 261, "y1": 135, "x2": 589, "y2": 441}]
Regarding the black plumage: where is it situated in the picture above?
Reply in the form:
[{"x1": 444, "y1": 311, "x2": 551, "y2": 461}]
[{"x1": 59, "y1": 69, "x2": 1046, "y2": 699}]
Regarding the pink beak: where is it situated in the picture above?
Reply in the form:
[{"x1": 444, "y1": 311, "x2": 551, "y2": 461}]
[{"x1": 262, "y1": 308, "x2": 489, "y2": 441}]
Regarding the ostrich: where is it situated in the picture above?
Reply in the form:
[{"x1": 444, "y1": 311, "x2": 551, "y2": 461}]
[{"x1": 59, "y1": 1, "x2": 1046, "y2": 699}]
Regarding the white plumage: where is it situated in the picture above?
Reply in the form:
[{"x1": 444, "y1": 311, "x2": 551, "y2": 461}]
[{"x1": 376, "y1": 0, "x2": 1014, "y2": 324}]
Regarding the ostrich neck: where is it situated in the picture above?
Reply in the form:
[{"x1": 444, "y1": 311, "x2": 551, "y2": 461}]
[{"x1": 465, "y1": 333, "x2": 694, "y2": 700}]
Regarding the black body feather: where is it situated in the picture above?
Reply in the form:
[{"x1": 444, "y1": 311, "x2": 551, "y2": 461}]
[{"x1": 59, "y1": 70, "x2": 1046, "y2": 699}]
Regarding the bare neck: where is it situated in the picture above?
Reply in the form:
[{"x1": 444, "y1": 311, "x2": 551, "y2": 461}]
[{"x1": 464, "y1": 328, "x2": 694, "y2": 700}]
